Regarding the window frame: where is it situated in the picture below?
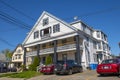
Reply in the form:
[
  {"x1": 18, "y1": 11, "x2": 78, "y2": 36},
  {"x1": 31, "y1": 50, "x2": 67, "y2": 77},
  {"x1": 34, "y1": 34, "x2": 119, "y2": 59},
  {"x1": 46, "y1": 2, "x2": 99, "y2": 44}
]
[
  {"x1": 53, "y1": 24, "x2": 60, "y2": 33},
  {"x1": 43, "y1": 18, "x2": 49, "y2": 26},
  {"x1": 34, "y1": 31, "x2": 39, "y2": 39}
]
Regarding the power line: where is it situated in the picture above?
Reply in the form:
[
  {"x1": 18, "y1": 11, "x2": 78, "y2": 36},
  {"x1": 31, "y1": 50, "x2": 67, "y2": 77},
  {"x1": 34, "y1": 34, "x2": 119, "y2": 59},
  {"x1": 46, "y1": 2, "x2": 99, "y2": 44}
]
[
  {"x1": 0, "y1": 11, "x2": 31, "y2": 30},
  {"x1": 0, "y1": 38, "x2": 15, "y2": 47},
  {"x1": 0, "y1": 0, "x2": 36, "y2": 21},
  {"x1": 63, "y1": 6, "x2": 120, "y2": 21},
  {"x1": 0, "y1": 28, "x2": 19, "y2": 32}
]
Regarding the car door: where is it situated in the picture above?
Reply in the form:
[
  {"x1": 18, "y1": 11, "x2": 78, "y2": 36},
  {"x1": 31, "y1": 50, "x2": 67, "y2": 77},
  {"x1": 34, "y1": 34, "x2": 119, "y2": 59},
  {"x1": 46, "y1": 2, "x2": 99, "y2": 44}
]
[{"x1": 72, "y1": 61, "x2": 78, "y2": 72}]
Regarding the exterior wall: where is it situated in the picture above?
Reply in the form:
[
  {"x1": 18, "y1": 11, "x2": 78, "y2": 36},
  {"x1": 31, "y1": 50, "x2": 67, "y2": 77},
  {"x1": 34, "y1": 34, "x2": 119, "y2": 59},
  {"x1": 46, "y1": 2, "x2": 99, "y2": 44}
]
[
  {"x1": 57, "y1": 51, "x2": 76, "y2": 60},
  {"x1": 23, "y1": 11, "x2": 111, "y2": 70},
  {"x1": 70, "y1": 21, "x2": 82, "y2": 30},
  {"x1": 25, "y1": 13, "x2": 75, "y2": 45}
]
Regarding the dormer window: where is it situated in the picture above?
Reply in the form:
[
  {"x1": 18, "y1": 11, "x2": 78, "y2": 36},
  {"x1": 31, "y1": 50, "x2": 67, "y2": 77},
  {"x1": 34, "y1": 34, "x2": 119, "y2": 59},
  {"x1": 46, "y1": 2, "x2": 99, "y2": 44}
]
[
  {"x1": 43, "y1": 18, "x2": 49, "y2": 26},
  {"x1": 34, "y1": 31, "x2": 39, "y2": 39}
]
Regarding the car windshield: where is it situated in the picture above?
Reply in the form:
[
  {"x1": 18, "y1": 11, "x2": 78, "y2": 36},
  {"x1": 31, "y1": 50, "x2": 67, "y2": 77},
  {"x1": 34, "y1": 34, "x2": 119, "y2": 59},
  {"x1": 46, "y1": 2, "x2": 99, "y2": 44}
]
[
  {"x1": 102, "y1": 59, "x2": 117, "y2": 64},
  {"x1": 57, "y1": 61, "x2": 64, "y2": 64}
]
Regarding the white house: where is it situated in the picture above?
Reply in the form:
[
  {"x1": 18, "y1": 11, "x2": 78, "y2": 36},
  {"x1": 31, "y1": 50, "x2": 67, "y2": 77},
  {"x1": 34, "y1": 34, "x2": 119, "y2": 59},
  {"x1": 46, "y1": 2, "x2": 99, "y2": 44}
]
[
  {"x1": 22, "y1": 11, "x2": 111, "y2": 70},
  {"x1": 12, "y1": 44, "x2": 24, "y2": 68}
]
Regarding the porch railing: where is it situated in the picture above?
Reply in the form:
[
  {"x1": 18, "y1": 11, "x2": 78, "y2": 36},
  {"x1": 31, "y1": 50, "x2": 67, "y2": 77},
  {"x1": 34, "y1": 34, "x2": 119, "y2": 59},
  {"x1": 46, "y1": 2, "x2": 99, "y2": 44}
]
[{"x1": 26, "y1": 44, "x2": 83, "y2": 56}]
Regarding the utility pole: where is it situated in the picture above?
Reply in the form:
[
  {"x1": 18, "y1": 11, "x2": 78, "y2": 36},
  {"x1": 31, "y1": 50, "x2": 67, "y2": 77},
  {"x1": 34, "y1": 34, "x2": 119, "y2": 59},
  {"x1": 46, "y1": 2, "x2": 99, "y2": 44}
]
[{"x1": 119, "y1": 42, "x2": 120, "y2": 56}]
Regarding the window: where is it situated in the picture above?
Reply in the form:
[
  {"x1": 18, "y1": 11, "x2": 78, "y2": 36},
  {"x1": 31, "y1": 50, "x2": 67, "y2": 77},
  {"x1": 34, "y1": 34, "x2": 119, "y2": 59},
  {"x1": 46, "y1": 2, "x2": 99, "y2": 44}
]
[
  {"x1": 102, "y1": 59, "x2": 117, "y2": 64},
  {"x1": 15, "y1": 55, "x2": 17, "y2": 59},
  {"x1": 17, "y1": 49, "x2": 21, "y2": 53},
  {"x1": 49, "y1": 42, "x2": 54, "y2": 47},
  {"x1": 44, "y1": 28, "x2": 49, "y2": 35},
  {"x1": 12, "y1": 57, "x2": 14, "y2": 60},
  {"x1": 98, "y1": 42, "x2": 102, "y2": 49},
  {"x1": 86, "y1": 37, "x2": 89, "y2": 46},
  {"x1": 42, "y1": 44, "x2": 46, "y2": 49},
  {"x1": 43, "y1": 18, "x2": 49, "y2": 26},
  {"x1": 18, "y1": 54, "x2": 21, "y2": 59},
  {"x1": 34, "y1": 31, "x2": 39, "y2": 39},
  {"x1": 53, "y1": 24, "x2": 60, "y2": 33},
  {"x1": 40, "y1": 27, "x2": 51, "y2": 37},
  {"x1": 93, "y1": 41, "x2": 97, "y2": 49},
  {"x1": 82, "y1": 23, "x2": 86, "y2": 32},
  {"x1": 62, "y1": 54, "x2": 67, "y2": 61},
  {"x1": 97, "y1": 31, "x2": 100, "y2": 38},
  {"x1": 93, "y1": 54, "x2": 97, "y2": 62},
  {"x1": 62, "y1": 39, "x2": 67, "y2": 44}
]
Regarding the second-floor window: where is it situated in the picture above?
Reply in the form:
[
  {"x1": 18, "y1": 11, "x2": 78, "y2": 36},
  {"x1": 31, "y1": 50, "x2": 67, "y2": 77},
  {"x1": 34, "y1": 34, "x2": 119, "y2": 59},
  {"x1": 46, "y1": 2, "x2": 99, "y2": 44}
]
[
  {"x1": 98, "y1": 42, "x2": 102, "y2": 49},
  {"x1": 62, "y1": 39, "x2": 67, "y2": 44},
  {"x1": 18, "y1": 55, "x2": 21, "y2": 59},
  {"x1": 34, "y1": 31, "x2": 39, "y2": 39},
  {"x1": 53, "y1": 24, "x2": 60, "y2": 33},
  {"x1": 93, "y1": 41, "x2": 97, "y2": 49}
]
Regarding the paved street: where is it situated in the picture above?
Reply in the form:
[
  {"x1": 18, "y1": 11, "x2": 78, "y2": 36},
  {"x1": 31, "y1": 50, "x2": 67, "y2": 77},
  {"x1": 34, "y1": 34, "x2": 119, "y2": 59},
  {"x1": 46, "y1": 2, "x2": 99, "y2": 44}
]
[{"x1": 0, "y1": 70, "x2": 120, "y2": 80}]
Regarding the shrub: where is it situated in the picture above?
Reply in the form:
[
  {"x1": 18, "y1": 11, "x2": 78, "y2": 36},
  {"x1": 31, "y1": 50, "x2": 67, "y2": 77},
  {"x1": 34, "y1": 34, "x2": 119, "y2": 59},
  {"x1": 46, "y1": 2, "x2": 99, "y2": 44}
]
[
  {"x1": 29, "y1": 56, "x2": 40, "y2": 71},
  {"x1": 20, "y1": 65, "x2": 26, "y2": 71},
  {"x1": 45, "y1": 55, "x2": 53, "y2": 65}
]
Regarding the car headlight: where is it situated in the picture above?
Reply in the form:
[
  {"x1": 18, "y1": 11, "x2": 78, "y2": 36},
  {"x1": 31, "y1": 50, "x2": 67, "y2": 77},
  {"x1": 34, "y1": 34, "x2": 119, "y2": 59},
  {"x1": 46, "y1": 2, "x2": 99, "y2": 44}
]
[{"x1": 54, "y1": 68, "x2": 57, "y2": 71}]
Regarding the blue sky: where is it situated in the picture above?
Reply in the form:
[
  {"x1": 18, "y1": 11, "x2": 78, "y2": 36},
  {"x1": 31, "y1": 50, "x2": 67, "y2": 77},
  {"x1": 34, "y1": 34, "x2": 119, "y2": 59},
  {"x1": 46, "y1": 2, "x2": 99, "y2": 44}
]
[{"x1": 0, "y1": 0, "x2": 120, "y2": 55}]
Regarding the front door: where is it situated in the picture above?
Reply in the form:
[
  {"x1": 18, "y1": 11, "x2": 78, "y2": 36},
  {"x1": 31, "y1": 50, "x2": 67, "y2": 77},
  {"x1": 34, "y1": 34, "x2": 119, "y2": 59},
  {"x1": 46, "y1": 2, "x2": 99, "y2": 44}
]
[{"x1": 62, "y1": 54, "x2": 67, "y2": 61}]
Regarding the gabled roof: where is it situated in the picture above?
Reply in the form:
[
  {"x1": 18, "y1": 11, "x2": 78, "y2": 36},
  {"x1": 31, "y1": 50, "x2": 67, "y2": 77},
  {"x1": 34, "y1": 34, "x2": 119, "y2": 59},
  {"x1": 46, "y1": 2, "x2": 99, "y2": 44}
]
[
  {"x1": 22, "y1": 11, "x2": 78, "y2": 45},
  {"x1": 12, "y1": 44, "x2": 23, "y2": 54}
]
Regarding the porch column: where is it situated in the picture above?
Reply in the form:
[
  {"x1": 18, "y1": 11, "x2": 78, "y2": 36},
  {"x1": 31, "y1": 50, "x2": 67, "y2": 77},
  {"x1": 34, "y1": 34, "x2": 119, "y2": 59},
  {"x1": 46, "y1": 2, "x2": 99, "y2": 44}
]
[
  {"x1": 75, "y1": 35, "x2": 81, "y2": 65},
  {"x1": 23, "y1": 47, "x2": 26, "y2": 65},
  {"x1": 37, "y1": 44, "x2": 40, "y2": 61},
  {"x1": 53, "y1": 40, "x2": 57, "y2": 64}
]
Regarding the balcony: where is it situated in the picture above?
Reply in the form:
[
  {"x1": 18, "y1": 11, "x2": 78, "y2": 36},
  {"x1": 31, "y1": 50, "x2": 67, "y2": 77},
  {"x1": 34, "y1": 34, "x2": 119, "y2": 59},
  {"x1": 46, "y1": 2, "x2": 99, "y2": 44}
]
[
  {"x1": 26, "y1": 51, "x2": 37, "y2": 57},
  {"x1": 26, "y1": 44, "x2": 83, "y2": 57},
  {"x1": 41, "y1": 34, "x2": 51, "y2": 40}
]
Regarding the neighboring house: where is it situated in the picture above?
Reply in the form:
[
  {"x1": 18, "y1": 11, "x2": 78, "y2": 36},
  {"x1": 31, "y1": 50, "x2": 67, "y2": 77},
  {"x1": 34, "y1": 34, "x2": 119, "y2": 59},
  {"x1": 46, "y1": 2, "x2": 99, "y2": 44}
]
[
  {"x1": 22, "y1": 11, "x2": 111, "y2": 70},
  {"x1": 0, "y1": 53, "x2": 8, "y2": 72},
  {"x1": 12, "y1": 44, "x2": 24, "y2": 68},
  {"x1": 93, "y1": 30, "x2": 112, "y2": 64}
]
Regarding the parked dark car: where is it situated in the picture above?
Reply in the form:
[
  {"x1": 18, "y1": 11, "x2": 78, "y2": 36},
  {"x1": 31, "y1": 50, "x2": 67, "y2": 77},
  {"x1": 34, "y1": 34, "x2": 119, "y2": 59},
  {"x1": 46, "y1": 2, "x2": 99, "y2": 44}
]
[
  {"x1": 40, "y1": 64, "x2": 55, "y2": 74},
  {"x1": 54, "y1": 60, "x2": 83, "y2": 75},
  {"x1": 97, "y1": 58, "x2": 120, "y2": 76}
]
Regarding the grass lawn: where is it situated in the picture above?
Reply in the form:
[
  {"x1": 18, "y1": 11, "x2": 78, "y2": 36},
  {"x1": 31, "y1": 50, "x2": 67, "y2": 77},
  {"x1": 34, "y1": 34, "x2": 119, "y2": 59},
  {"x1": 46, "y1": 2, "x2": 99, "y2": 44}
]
[{"x1": 0, "y1": 71, "x2": 42, "y2": 79}]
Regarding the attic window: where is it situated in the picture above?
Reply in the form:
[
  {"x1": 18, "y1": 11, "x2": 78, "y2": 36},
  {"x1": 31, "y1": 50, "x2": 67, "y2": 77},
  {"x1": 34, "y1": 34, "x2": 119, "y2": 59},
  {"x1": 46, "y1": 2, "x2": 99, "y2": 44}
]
[
  {"x1": 53, "y1": 24, "x2": 60, "y2": 33},
  {"x1": 34, "y1": 31, "x2": 39, "y2": 39},
  {"x1": 43, "y1": 18, "x2": 49, "y2": 26}
]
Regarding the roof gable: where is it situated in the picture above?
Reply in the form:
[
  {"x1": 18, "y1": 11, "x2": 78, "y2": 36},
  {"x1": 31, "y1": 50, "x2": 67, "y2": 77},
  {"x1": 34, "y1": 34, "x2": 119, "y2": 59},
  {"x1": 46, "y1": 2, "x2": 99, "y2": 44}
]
[{"x1": 23, "y1": 11, "x2": 78, "y2": 45}]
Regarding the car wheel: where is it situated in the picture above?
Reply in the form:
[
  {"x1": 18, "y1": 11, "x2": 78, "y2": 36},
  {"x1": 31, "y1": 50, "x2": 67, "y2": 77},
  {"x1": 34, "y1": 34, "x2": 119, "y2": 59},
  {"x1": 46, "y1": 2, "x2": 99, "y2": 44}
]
[
  {"x1": 78, "y1": 67, "x2": 83, "y2": 72},
  {"x1": 68, "y1": 69, "x2": 72, "y2": 75},
  {"x1": 55, "y1": 73, "x2": 60, "y2": 75},
  {"x1": 100, "y1": 74, "x2": 104, "y2": 76}
]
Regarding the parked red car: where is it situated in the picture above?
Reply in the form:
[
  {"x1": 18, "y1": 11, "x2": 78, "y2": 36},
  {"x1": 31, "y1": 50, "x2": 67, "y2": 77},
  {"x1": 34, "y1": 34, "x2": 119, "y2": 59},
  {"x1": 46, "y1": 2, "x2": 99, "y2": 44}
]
[
  {"x1": 40, "y1": 64, "x2": 55, "y2": 74},
  {"x1": 97, "y1": 58, "x2": 120, "y2": 76}
]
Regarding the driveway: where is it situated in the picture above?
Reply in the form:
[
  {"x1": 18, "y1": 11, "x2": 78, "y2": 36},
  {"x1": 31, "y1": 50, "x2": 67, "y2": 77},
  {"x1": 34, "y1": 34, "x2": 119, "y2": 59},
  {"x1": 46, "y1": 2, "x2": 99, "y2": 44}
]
[
  {"x1": 0, "y1": 70, "x2": 120, "y2": 80},
  {"x1": 28, "y1": 70, "x2": 120, "y2": 80}
]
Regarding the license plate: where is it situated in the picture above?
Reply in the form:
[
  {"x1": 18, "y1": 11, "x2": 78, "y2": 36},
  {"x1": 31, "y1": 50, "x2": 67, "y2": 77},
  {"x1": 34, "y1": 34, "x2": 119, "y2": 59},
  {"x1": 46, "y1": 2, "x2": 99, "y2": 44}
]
[{"x1": 104, "y1": 66, "x2": 109, "y2": 69}]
